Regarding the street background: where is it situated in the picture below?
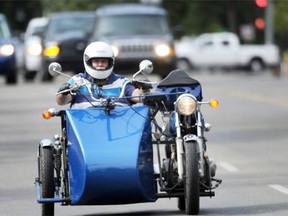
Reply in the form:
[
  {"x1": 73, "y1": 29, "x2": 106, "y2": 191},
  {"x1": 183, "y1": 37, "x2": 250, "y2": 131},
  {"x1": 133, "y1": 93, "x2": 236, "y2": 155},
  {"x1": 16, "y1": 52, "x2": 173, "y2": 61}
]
[{"x1": 0, "y1": 69, "x2": 288, "y2": 215}]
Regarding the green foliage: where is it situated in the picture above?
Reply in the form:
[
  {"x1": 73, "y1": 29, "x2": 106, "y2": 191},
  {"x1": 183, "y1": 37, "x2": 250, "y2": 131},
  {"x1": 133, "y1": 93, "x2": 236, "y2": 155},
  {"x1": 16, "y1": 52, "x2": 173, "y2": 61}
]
[
  {"x1": 274, "y1": 0, "x2": 288, "y2": 32},
  {"x1": 163, "y1": 0, "x2": 256, "y2": 36}
]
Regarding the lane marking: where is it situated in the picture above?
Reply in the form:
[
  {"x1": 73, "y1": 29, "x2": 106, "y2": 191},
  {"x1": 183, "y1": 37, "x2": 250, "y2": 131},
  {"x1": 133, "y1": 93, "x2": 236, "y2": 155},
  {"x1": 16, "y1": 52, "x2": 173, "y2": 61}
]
[
  {"x1": 269, "y1": 184, "x2": 288, "y2": 195},
  {"x1": 218, "y1": 162, "x2": 239, "y2": 172}
]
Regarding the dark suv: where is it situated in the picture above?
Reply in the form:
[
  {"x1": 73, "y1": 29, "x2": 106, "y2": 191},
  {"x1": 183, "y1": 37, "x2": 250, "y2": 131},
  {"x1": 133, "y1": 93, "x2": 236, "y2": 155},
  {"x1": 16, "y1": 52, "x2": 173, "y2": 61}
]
[
  {"x1": 92, "y1": 4, "x2": 177, "y2": 78},
  {"x1": 0, "y1": 13, "x2": 17, "y2": 84},
  {"x1": 41, "y1": 11, "x2": 96, "y2": 81}
]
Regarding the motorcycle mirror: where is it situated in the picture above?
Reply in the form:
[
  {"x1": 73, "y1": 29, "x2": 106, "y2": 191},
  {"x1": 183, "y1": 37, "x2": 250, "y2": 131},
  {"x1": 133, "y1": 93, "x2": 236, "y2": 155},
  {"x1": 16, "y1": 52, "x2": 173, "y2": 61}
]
[
  {"x1": 139, "y1": 60, "x2": 153, "y2": 75},
  {"x1": 48, "y1": 62, "x2": 71, "y2": 78},
  {"x1": 48, "y1": 62, "x2": 62, "y2": 77}
]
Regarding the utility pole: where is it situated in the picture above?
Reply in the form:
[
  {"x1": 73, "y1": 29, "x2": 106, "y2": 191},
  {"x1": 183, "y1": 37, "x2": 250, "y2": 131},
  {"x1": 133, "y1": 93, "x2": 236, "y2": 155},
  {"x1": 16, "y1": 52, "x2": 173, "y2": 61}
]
[{"x1": 264, "y1": 0, "x2": 274, "y2": 44}]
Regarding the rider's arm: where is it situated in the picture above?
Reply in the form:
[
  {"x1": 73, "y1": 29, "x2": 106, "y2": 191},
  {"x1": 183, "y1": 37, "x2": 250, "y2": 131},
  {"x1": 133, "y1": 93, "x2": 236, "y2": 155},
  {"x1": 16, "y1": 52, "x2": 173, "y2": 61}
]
[
  {"x1": 56, "y1": 94, "x2": 72, "y2": 106},
  {"x1": 131, "y1": 88, "x2": 144, "y2": 103}
]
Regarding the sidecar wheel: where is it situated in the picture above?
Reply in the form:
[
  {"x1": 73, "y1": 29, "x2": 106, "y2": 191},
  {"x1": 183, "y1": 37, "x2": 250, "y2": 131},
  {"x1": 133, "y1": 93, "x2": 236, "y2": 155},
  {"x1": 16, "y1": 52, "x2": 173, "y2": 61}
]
[
  {"x1": 184, "y1": 141, "x2": 200, "y2": 215},
  {"x1": 40, "y1": 147, "x2": 55, "y2": 216}
]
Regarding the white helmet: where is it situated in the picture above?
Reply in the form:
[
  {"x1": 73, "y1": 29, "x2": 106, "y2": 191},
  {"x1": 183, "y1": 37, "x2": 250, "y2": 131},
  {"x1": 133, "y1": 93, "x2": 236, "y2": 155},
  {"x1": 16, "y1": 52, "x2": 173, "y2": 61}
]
[{"x1": 83, "y1": 41, "x2": 115, "y2": 79}]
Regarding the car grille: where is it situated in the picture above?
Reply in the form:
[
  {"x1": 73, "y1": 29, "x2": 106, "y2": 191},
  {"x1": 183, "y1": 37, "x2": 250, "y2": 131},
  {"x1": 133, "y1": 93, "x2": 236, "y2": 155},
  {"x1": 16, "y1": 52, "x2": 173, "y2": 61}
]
[{"x1": 120, "y1": 44, "x2": 154, "y2": 53}]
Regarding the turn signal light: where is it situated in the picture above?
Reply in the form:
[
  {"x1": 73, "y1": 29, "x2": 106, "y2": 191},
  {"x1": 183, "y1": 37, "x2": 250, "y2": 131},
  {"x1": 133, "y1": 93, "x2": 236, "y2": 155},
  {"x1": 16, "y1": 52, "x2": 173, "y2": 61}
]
[
  {"x1": 42, "y1": 108, "x2": 57, "y2": 119},
  {"x1": 44, "y1": 46, "x2": 60, "y2": 57},
  {"x1": 209, "y1": 99, "x2": 219, "y2": 108},
  {"x1": 42, "y1": 110, "x2": 52, "y2": 120}
]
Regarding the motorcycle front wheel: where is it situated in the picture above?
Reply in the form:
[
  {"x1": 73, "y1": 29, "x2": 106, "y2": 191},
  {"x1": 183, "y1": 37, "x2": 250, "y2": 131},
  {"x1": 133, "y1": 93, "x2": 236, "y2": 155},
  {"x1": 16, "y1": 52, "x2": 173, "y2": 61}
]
[
  {"x1": 39, "y1": 147, "x2": 55, "y2": 216},
  {"x1": 184, "y1": 140, "x2": 200, "y2": 215}
]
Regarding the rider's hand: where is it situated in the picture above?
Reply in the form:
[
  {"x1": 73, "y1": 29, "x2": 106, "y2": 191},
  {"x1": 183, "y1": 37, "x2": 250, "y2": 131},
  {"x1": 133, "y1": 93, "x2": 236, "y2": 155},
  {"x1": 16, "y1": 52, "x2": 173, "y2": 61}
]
[{"x1": 57, "y1": 83, "x2": 71, "y2": 95}]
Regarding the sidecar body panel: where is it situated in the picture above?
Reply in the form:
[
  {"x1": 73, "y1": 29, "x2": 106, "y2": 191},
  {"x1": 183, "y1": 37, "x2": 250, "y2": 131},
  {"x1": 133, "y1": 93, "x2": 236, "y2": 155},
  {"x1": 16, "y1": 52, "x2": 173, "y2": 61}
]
[{"x1": 66, "y1": 106, "x2": 155, "y2": 205}]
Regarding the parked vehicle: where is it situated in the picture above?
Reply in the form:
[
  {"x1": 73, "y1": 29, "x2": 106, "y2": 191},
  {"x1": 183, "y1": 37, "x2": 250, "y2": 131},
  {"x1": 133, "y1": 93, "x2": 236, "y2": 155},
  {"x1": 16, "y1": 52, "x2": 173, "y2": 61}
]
[
  {"x1": 23, "y1": 17, "x2": 48, "y2": 81},
  {"x1": 41, "y1": 11, "x2": 96, "y2": 81},
  {"x1": 175, "y1": 32, "x2": 280, "y2": 72},
  {"x1": 35, "y1": 60, "x2": 221, "y2": 216},
  {"x1": 91, "y1": 3, "x2": 177, "y2": 78},
  {"x1": 0, "y1": 13, "x2": 17, "y2": 84}
]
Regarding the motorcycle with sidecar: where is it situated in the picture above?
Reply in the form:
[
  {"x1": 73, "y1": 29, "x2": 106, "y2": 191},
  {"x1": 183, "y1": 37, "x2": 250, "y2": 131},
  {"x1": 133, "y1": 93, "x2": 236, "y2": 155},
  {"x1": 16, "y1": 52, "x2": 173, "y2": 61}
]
[{"x1": 35, "y1": 60, "x2": 222, "y2": 216}]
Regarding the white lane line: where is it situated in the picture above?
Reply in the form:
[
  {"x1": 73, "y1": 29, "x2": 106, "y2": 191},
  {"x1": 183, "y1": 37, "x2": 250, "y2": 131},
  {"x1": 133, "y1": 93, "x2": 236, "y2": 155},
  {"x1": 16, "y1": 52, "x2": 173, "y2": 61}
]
[
  {"x1": 218, "y1": 162, "x2": 239, "y2": 172},
  {"x1": 269, "y1": 184, "x2": 288, "y2": 195}
]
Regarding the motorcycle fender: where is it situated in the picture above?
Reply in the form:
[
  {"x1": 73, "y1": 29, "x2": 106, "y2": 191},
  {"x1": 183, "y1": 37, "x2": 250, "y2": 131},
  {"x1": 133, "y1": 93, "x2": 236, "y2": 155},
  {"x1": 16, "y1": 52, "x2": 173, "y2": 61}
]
[
  {"x1": 39, "y1": 139, "x2": 54, "y2": 148},
  {"x1": 183, "y1": 134, "x2": 198, "y2": 142},
  {"x1": 65, "y1": 105, "x2": 156, "y2": 205}
]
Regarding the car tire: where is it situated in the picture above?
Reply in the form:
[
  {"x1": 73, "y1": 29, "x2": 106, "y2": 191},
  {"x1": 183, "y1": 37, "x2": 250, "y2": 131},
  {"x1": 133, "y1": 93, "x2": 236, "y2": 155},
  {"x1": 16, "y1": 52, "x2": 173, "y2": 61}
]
[
  {"x1": 24, "y1": 70, "x2": 36, "y2": 82},
  {"x1": 6, "y1": 70, "x2": 17, "y2": 84},
  {"x1": 249, "y1": 59, "x2": 264, "y2": 72}
]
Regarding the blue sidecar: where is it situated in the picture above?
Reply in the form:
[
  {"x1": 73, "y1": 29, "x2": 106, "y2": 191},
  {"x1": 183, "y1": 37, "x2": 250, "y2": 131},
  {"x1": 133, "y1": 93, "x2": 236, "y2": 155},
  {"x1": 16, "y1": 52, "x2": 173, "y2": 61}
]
[
  {"x1": 66, "y1": 106, "x2": 155, "y2": 205},
  {"x1": 36, "y1": 105, "x2": 156, "y2": 206}
]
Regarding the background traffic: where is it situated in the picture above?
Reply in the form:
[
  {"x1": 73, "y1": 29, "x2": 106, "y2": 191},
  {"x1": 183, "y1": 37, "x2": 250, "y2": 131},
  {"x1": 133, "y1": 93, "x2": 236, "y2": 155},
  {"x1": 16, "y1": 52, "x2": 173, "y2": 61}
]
[{"x1": 1, "y1": 0, "x2": 287, "y2": 85}]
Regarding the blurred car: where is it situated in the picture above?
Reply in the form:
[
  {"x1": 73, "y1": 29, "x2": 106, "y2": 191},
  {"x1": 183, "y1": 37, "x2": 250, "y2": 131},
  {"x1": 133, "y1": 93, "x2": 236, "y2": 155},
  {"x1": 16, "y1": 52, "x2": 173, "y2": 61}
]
[
  {"x1": 41, "y1": 11, "x2": 96, "y2": 81},
  {"x1": 91, "y1": 3, "x2": 177, "y2": 78},
  {"x1": 23, "y1": 17, "x2": 48, "y2": 81},
  {"x1": 0, "y1": 13, "x2": 17, "y2": 84}
]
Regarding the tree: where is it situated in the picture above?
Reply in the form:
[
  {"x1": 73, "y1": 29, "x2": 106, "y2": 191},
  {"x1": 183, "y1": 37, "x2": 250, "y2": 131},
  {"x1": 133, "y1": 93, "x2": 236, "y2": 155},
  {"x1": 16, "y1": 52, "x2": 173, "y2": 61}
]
[{"x1": 0, "y1": 0, "x2": 43, "y2": 32}]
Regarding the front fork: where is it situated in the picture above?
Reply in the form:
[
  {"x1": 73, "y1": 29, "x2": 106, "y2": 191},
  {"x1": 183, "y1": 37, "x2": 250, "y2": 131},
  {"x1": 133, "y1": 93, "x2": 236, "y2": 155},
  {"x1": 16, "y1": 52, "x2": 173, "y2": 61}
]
[{"x1": 175, "y1": 111, "x2": 205, "y2": 180}]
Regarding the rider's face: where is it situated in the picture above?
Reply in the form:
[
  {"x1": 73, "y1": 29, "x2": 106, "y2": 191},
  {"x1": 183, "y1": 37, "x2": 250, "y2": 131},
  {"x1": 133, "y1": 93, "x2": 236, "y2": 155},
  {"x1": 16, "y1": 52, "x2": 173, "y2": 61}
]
[{"x1": 91, "y1": 58, "x2": 109, "y2": 70}]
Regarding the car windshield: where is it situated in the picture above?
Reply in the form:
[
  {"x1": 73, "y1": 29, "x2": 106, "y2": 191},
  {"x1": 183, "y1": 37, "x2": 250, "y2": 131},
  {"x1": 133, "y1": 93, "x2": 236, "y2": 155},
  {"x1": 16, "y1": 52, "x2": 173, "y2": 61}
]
[
  {"x1": 0, "y1": 18, "x2": 11, "y2": 39},
  {"x1": 96, "y1": 15, "x2": 170, "y2": 37},
  {"x1": 47, "y1": 16, "x2": 94, "y2": 35}
]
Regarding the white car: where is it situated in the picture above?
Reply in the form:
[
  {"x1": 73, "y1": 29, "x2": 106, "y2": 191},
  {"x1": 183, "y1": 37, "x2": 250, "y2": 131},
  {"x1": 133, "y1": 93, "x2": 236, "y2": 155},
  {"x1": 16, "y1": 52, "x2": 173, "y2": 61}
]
[
  {"x1": 175, "y1": 32, "x2": 280, "y2": 72},
  {"x1": 23, "y1": 17, "x2": 48, "y2": 81}
]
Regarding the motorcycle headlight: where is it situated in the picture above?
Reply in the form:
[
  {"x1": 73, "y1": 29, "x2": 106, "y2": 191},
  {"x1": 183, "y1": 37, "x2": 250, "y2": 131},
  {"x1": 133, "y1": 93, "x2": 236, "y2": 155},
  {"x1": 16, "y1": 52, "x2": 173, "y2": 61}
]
[
  {"x1": 155, "y1": 43, "x2": 172, "y2": 57},
  {"x1": 176, "y1": 94, "x2": 197, "y2": 116},
  {"x1": 0, "y1": 44, "x2": 15, "y2": 56}
]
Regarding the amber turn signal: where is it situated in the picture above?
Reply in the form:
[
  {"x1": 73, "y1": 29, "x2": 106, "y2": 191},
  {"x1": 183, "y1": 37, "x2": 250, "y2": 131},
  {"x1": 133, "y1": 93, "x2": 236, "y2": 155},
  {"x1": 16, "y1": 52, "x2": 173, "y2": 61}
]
[
  {"x1": 209, "y1": 99, "x2": 219, "y2": 108},
  {"x1": 42, "y1": 110, "x2": 52, "y2": 120}
]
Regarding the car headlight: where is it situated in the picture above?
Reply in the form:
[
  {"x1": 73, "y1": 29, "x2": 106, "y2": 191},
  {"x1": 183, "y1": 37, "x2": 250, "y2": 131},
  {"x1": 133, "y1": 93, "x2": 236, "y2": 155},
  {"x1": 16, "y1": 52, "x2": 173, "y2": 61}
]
[
  {"x1": 155, "y1": 44, "x2": 172, "y2": 57},
  {"x1": 0, "y1": 44, "x2": 15, "y2": 56},
  {"x1": 27, "y1": 44, "x2": 42, "y2": 56},
  {"x1": 176, "y1": 94, "x2": 197, "y2": 116}
]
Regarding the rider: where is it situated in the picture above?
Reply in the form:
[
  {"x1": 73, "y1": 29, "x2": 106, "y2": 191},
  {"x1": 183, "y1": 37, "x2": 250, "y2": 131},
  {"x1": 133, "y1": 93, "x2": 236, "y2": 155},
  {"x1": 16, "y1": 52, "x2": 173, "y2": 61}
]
[{"x1": 56, "y1": 41, "x2": 143, "y2": 108}]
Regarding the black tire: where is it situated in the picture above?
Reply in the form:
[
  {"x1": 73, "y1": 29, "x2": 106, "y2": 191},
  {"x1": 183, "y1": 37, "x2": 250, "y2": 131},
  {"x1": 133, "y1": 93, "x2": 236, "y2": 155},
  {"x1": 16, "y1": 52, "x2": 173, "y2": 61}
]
[
  {"x1": 6, "y1": 70, "x2": 17, "y2": 84},
  {"x1": 184, "y1": 141, "x2": 199, "y2": 215},
  {"x1": 40, "y1": 147, "x2": 55, "y2": 216},
  {"x1": 165, "y1": 144, "x2": 171, "y2": 159},
  {"x1": 24, "y1": 70, "x2": 36, "y2": 82},
  {"x1": 178, "y1": 196, "x2": 185, "y2": 211},
  {"x1": 249, "y1": 59, "x2": 264, "y2": 72}
]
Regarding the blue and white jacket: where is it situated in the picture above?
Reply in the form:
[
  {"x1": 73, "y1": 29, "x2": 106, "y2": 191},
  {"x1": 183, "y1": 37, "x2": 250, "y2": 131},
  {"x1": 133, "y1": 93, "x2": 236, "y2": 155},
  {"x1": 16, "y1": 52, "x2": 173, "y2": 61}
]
[{"x1": 66, "y1": 72, "x2": 136, "y2": 109}]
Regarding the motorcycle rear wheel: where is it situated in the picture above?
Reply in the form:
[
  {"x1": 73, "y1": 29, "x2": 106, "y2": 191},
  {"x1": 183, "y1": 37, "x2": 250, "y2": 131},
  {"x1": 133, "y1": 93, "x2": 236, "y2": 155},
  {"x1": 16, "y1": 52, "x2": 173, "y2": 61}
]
[
  {"x1": 184, "y1": 140, "x2": 200, "y2": 215},
  {"x1": 40, "y1": 147, "x2": 55, "y2": 216}
]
